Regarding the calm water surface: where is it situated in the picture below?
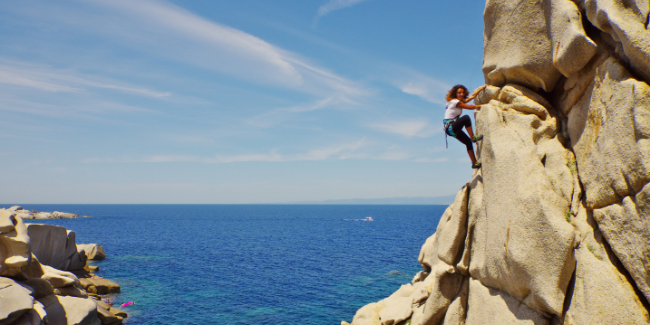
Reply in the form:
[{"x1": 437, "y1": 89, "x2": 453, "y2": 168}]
[{"x1": 10, "y1": 204, "x2": 445, "y2": 325}]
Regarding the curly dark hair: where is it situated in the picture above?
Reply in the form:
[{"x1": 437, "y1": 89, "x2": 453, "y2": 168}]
[{"x1": 446, "y1": 85, "x2": 468, "y2": 102}]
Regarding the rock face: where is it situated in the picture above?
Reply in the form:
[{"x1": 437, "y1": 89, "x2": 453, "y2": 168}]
[
  {"x1": 77, "y1": 244, "x2": 107, "y2": 261},
  {"x1": 27, "y1": 224, "x2": 87, "y2": 272},
  {"x1": 39, "y1": 294, "x2": 101, "y2": 325},
  {"x1": 343, "y1": 0, "x2": 650, "y2": 324},
  {"x1": 0, "y1": 277, "x2": 34, "y2": 325},
  {"x1": 483, "y1": 0, "x2": 597, "y2": 91},
  {"x1": 0, "y1": 210, "x2": 31, "y2": 277},
  {"x1": 0, "y1": 209, "x2": 125, "y2": 325},
  {"x1": 79, "y1": 278, "x2": 121, "y2": 295}
]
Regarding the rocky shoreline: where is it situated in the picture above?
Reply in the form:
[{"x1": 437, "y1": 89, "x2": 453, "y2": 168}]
[{"x1": 0, "y1": 207, "x2": 128, "y2": 325}]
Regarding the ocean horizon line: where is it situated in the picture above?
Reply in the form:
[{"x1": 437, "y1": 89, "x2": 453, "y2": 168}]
[{"x1": 1, "y1": 196, "x2": 456, "y2": 206}]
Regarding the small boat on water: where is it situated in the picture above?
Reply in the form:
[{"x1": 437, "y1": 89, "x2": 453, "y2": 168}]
[{"x1": 363, "y1": 216, "x2": 374, "y2": 221}]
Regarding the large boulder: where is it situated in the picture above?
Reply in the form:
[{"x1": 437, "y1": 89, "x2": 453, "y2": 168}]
[
  {"x1": 436, "y1": 185, "x2": 469, "y2": 267},
  {"x1": 38, "y1": 294, "x2": 100, "y2": 325},
  {"x1": 95, "y1": 304, "x2": 123, "y2": 325},
  {"x1": 377, "y1": 284, "x2": 415, "y2": 325},
  {"x1": 483, "y1": 0, "x2": 650, "y2": 91},
  {"x1": 94, "y1": 300, "x2": 125, "y2": 325},
  {"x1": 21, "y1": 278, "x2": 55, "y2": 299},
  {"x1": 78, "y1": 278, "x2": 121, "y2": 295},
  {"x1": 77, "y1": 244, "x2": 106, "y2": 261},
  {"x1": 579, "y1": 0, "x2": 650, "y2": 83},
  {"x1": 41, "y1": 265, "x2": 80, "y2": 288},
  {"x1": 0, "y1": 277, "x2": 34, "y2": 325},
  {"x1": 0, "y1": 210, "x2": 32, "y2": 277},
  {"x1": 27, "y1": 224, "x2": 87, "y2": 271},
  {"x1": 347, "y1": 302, "x2": 384, "y2": 325},
  {"x1": 483, "y1": 0, "x2": 596, "y2": 91},
  {"x1": 9, "y1": 308, "x2": 45, "y2": 325}
]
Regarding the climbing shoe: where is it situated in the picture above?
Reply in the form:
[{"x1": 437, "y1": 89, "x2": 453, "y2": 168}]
[
  {"x1": 472, "y1": 162, "x2": 482, "y2": 169},
  {"x1": 471, "y1": 135, "x2": 483, "y2": 143}
]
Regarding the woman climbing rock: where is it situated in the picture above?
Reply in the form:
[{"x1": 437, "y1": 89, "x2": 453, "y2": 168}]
[{"x1": 444, "y1": 84, "x2": 486, "y2": 168}]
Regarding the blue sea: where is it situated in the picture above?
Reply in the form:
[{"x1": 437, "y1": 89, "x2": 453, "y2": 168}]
[{"x1": 9, "y1": 204, "x2": 445, "y2": 325}]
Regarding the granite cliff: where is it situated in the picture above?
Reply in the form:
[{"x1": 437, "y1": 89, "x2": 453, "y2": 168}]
[
  {"x1": 344, "y1": 0, "x2": 650, "y2": 324},
  {"x1": 0, "y1": 208, "x2": 124, "y2": 325}
]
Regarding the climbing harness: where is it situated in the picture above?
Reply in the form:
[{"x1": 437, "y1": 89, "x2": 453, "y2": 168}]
[{"x1": 443, "y1": 117, "x2": 458, "y2": 149}]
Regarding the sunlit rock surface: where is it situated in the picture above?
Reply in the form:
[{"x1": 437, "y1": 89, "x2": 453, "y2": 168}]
[
  {"x1": 343, "y1": 0, "x2": 650, "y2": 323},
  {"x1": 0, "y1": 208, "x2": 125, "y2": 325}
]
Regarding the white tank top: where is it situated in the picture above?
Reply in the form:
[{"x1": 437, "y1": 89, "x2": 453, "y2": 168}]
[{"x1": 444, "y1": 99, "x2": 462, "y2": 120}]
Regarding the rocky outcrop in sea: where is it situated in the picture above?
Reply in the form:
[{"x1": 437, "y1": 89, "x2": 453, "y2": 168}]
[
  {"x1": 343, "y1": 0, "x2": 650, "y2": 324},
  {"x1": 0, "y1": 208, "x2": 126, "y2": 325},
  {"x1": 6, "y1": 206, "x2": 88, "y2": 220}
]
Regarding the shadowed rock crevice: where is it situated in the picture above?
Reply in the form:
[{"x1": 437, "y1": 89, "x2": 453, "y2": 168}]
[
  {"x1": 598, "y1": 220, "x2": 650, "y2": 312},
  {"x1": 560, "y1": 262, "x2": 577, "y2": 320}
]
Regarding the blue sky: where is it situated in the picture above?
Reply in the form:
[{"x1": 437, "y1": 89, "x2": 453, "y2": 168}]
[{"x1": 0, "y1": 0, "x2": 487, "y2": 204}]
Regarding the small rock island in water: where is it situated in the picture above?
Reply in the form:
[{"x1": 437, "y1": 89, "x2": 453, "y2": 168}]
[
  {"x1": 0, "y1": 206, "x2": 127, "y2": 325},
  {"x1": 6, "y1": 205, "x2": 89, "y2": 220}
]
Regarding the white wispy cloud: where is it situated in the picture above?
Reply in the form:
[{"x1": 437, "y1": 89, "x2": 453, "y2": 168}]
[
  {"x1": 79, "y1": 0, "x2": 367, "y2": 98},
  {"x1": 0, "y1": 61, "x2": 170, "y2": 98},
  {"x1": 283, "y1": 97, "x2": 337, "y2": 113},
  {"x1": 343, "y1": 151, "x2": 413, "y2": 161},
  {"x1": 161, "y1": 135, "x2": 214, "y2": 144},
  {"x1": 95, "y1": 84, "x2": 170, "y2": 98},
  {"x1": 200, "y1": 138, "x2": 367, "y2": 163},
  {"x1": 81, "y1": 137, "x2": 437, "y2": 163},
  {"x1": 80, "y1": 137, "x2": 439, "y2": 163},
  {"x1": 0, "y1": 69, "x2": 82, "y2": 92},
  {"x1": 88, "y1": 0, "x2": 302, "y2": 86},
  {"x1": 316, "y1": 0, "x2": 373, "y2": 18},
  {"x1": 83, "y1": 155, "x2": 198, "y2": 163},
  {"x1": 396, "y1": 76, "x2": 450, "y2": 104},
  {"x1": 0, "y1": 93, "x2": 155, "y2": 119},
  {"x1": 414, "y1": 157, "x2": 449, "y2": 163},
  {"x1": 370, "y1": 119, "x2": 439, "y2": 138},
  {"x1": 246, "y1": 96, "x2": 360, "y2": 128}
]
